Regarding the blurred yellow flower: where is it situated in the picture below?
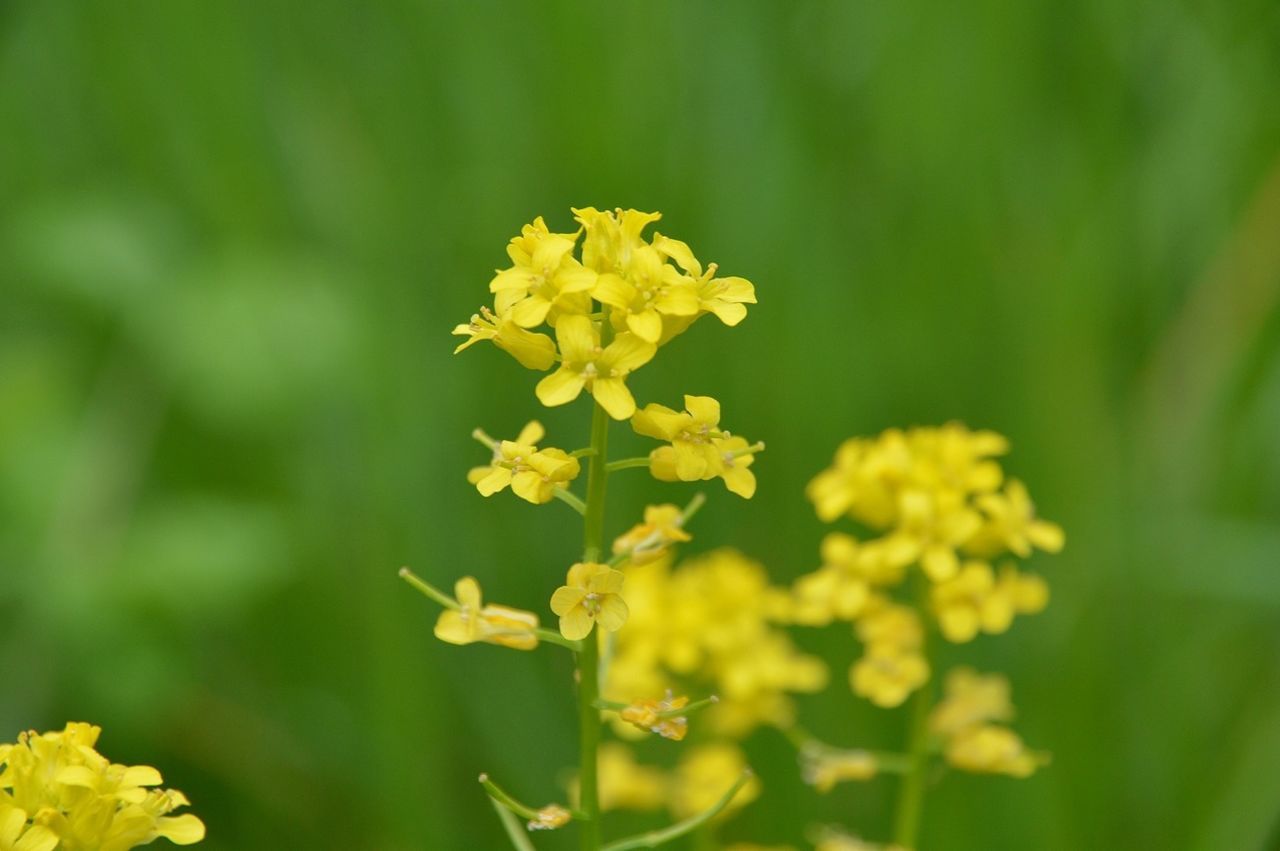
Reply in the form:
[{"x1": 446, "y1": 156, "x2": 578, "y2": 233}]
[
  {"x1": 452, "y1": 304, "x2": 558, "y2": 370},
  {"x1": 619, "y1": 692, "x2": 690, "y2": 741},
  {"x1": 930, "y1": 561, "x2": 1048, "y2": 643},
  {"x1": 592, "y1": 744, "x2": 668, "y2": 812},
  {"x1": 526, "y1": 804, "x2": 572, "y2": 831},
  {"x1": 535, "y1": 315, "x2": 656, "y2": 420},
  {"x1": 968, "y1": 479, "x2": 1065, "y2": 558},
  {"x1": 944, "y1": 724, "x2": 1047, "y2": 778},
  {"x1": 802, "y1": 748, "x2": 878, "y2": 793},
  {"x1": 550, "y1": 562, "x2": 629, "y2": 640},
  {"x1": 929, "y1": 667, "x2": 1014, "y2": 737},
  {"x1": 669, "y1": 744, "x2": 758, "y2": 820},
  {"x1": 433, "y1": 577, "x2": 539, "y2": 651},
  {"x1": 612, "y1": 504, "x2": 692, "y2": 565},
  {"x1": 0, "y1": 723, "x2": 204, "y2": 850},
  {"x1": 850, "y1": 603, "x2": 929, "y2": 708}
]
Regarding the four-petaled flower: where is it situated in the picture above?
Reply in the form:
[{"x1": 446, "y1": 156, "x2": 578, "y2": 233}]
[
  {"x1": 535, "y1": 316, "x2": 656, "y2": 420},
  {"x1": 467, "y1": 421, "x2": 581, "y2": 504},
  {"x1": 550, "y1": 563, "x2": 629, "y2": 640},
  {"x1": 434, "y1": 577, "x2": 540, "y2": 651},
  {"x1": 489, "y1": 217, "x2": 597, "y2": 327}
]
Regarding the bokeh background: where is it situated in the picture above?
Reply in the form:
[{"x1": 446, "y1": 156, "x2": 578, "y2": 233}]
[{"x1": 3, "y1": 1, "x2": 1279, "y2": 849}]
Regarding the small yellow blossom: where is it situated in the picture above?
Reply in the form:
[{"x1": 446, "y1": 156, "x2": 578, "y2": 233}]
[
  {"x1": 633, "y1": 395, "x2": 727, "y2": 480},
  {"x1": 0, "y1": 723, "x2": 204, "y2": 850},
  {"x1": 452, "y1": 304, "x2": 558, "y2": 370},
  {"x1": 467, "y1": 421, "x2": 581, "y2": 504},
  {"x1": 850, "y1": 603, "x2": 929, "y2": 708},
  {"x1": 573, "y1": 207, "x2": 662, "y2": 275},
  {"x1": 593, "y1": 243, "x2": 699, "y2": 343},
  {"x1": 669, "y1": 743, "x2": 758, "y2": 820},
  {"x1": 612, "y1": 504, "x2": 692, "y2": 565},
  {"x1": 885, "y1": 488, "x2": 982, "y2": 581},
  {"x1": 930, "y1": 561, "x2": 1047, "y2": 643},
  {"x1": 929, "y1": 667, "x2": 1014, "y2": 737},
  {"x1": 489, "y1": 217, "x2": 596, "y2": 327},
  {"x1": 619, "y1": 692, "x2": 690, "y2": 741},
  {"x1": 653, "y1": 234, "x2": 757, "y2": 333},
  {"x1": 591, "y1": 744, "x2": 668, "y2": 812},
  {"x1": 549, "y1": 563, "x2": 629, "y2": 640},
  {"x1": 526, "y1": 804, "x2": 572, "y2": 831},
  {"x1": 801, "y1": 747, "x2": 878, "y2": 792},
  {"x1": 944, "y1": 724, "x2": 1047, "y2": 777},
  {"x1": 434, "y1": 577, "x2": 539, "y2": 651},
  {"x1": 535, "y1": 315, "x2": 656, "y2": 420},
  {"x1": 969, "y1": 479, "x2": 1066, "y2": 558}
]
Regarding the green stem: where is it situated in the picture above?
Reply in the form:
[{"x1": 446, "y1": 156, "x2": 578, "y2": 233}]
[
  {"x1": 554, "y1": 487, "x2": 588, "y2": 515},
  {"x1": 480, "y1": 773, "x2": 543, "y2": 822},
  {"x1": 600, "y1": 772, "x2": 752, "y2": 851},
  {"x1": 534, "y1": 627, "x2": 582, "y2": 651},
  {"x1": 397, "y1": 567, "x2": 459, "y2": 610},
  {"x1": 577, "y1": 397, "x2": 611, "y2": 851},
  {"x1": 604, "y1": 456, "x2": 650, "y2": 473},
  {"x1": 490, "y1": 797, "x2": 537, "y2": 851},
  {"x1": 892, "y1": 579, "x2": 937, "y2": 849}
]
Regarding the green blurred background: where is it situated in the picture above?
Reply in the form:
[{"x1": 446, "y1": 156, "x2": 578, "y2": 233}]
[{"x1": 3, "y1": 1, "x2": 1279, "y2": 848}]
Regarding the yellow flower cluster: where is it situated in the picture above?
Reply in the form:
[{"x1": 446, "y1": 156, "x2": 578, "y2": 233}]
[
  {"x1": 606, "y1": 549, "x2": 826, "y2": 738},
  {"x1": 929, "y1": 668, "x2": 1048, "y2": 777},
  {"x1": 454, "y1": 209, "x2": 757, "y2": 420},
  {"x1": 795, "y1": 424, "x2": 1062, "y2": 707},
  {"x1": 591, "y1": 742, "x2": 760, "y2": 821},
  {"x1": 0, "y1": 724, "x2": 204, "y2": 851}
]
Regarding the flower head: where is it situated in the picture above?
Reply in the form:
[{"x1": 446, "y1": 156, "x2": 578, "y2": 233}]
[
  {"x1": 930, "y1": 561, "x2": 1047, "y2": 643},
  {"x1": 434, "y1": 577, "x2": 540, "y2": 651},
  {"x1": 467, "y1": 421, "x2": 582, "y2": 505},
  {"x1": 535, "y1": 316, "x2": 656, "y2": 420},
  {"x1": 612, "y1": 504, "x2": 693, "y2": 565},
  {"x1": 549, "y1": 563, "x2": 629, "y2": 640},
  {"x1": 635, "y1": 396, "x2": 761, "y2": 498},
  {"x1": 489, "y1": 217, "x2": 596, "y2": 328},
  {"x1": 944, "y1": 724, "x2": 1047, "y2": 777},
  {"x1": 968, "y1": 479, "x2": 1065, "y2": 558}
]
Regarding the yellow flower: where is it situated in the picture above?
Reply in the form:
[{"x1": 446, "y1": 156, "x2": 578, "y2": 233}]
[
  {"x1": 944, "y1": 724, "x2": 1047, "y2": 777},
  {"x1": 850, "y1": 603, "x2": 929, "y2": 708},
  {"x1": 452, "y1": 304, "x2": 557, "y2": 370},
  {"x1": 526, "y1": 804, "x2": 572, "y2": 831},
  {"x1": 633, "y1": 395, "x2": 728, "y2": 480},
  {"x1": 619, "y1": 692, "x2": 690, "y2": 741},
  {"x1": 0, "y1": 801, "x2": 58, "y2": 851},
  {"x1": 653, "y1": 233, "x2": 757, "y2": 333},
  {"x1": 886, "y1": 488, "x2": 982, "y2": 581},
  {"x1": 801, "y1": 747, "x2": 878, "y2": 792},
  {"x1": 593, "y1": 243, "x2": 699, "y2": 343},
  {"x1": 813, "y1": 829, "x2": 908, "y2": 851},
  {"x1": 669, "y1": 743, "x2": 758, "y2": 820},
  {"x1": 535, "y1": 315, "x2": 656, "y2": 420},
  {"x1": 0, "y1": 723, "x2": 204, "y2": 851},
  {"x1": 549, "y1": 563, "x2": 629, "y2": 640},
  {"x1": 969, "y1": 479, "x2": 1065, "y2": 557},
  {"x1": 591, "y1": 744, "x2": 667, "y2": 812},
  {"x1": 930, "y1": 561, "x2": 1047, "y2": 643},
  {"x1": 489, "y1": 217, "x2": 596, "y2": 327},
  {"x1": 572, "y1": 207, "x2": 662, "y2": 275},
  {"x1": 433, "y1": 577, "x2": 539, "y2": 651},
  {"x1": 613, "y1": 504, "x2": 693, "y2": 565},
  {"x1": 467, "y1": 421, "x2": 581, "y2": 504},
  {"x1": 929, "y1": 667, "x2": 1014, "y2": 737}
]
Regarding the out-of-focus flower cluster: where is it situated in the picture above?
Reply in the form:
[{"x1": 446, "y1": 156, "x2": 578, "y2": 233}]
[
  {"x1": 453, "y1": 209, "x2": 756, "y2": 420},
  {"x1": 588, "y1": 742, "x2": 761, "y2": 822},
  {"x1": 929, "y1": 668, "x2": 1048, "y2": 777},
  {"x1": 0, "y1": 723, "x2": 204, "y2": 851},
  {"x1": 795, "y1": 424, "x2": 1062, "y2": 710}
]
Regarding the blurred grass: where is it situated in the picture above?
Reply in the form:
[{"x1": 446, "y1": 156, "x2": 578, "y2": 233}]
[{"x1": 2, "y1": 1, "x2": 1279, "y2": 848}]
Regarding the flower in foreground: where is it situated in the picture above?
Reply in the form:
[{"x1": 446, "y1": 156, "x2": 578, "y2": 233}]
[
  {"x1": 550, "y1": 563, "x2": 629, "y2": 640},
  {"x1": 434, "y1": 577, "x2": 540, "y2": 651},
  {"x1": 535, "y1": 315, "x2": 656, "y2": 420},
  {"x1": 452, "y1": 304, "x2": 557, "y2": 371},
  {"x1": 467, "y1": 421, "x2": 581, "y2": 504},
  {"x1": 0, "y1": 723, "x2": 204, "y2": 850}
]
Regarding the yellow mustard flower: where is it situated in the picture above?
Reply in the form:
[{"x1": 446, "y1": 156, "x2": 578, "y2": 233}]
[
  {"x1": 592, "y1": 744, "x2": 668, "y2": 812},
  {"x1": 632, "y1": 395, "x2": 727, "y2": 480},
  {"x1": 593, "y1": 243, "x2": 699, "y2": 343},
  {"x1": 801, "y1": 747, "x2": 878, "y2": 793},
  {"x1": 572, "y1": 207, "x2": 662, "y2": 275},
  {"x1": 489, "y1": 217, "x2": 596, "y2": 327},
  {"x1": 550, "y1": 562, "x2": 629, "y2": 640},
  {"x1": 467, "y1": 421, "x2": 581, "y2": 504},
  {"x1": 930, "y1": 561, "x2": 1047, "y2": 643},
  {"x1": 929, "y1": 667, "x2": 1014, "y2": 737},
  {"x1": 526, "y1": 804, "x2": 572, "y2": 831},
  {"x1": 968, "y1": 479, "x2": 1066, "y2": 558},
  {"x1": 669, "y1": 743, "x2": 758, "y2": 820},
  {"x1": 452, "y1": 304, "x2": 558, "y2": 371},
  {"x1": 944, "y1": 724, "x2": 1047, "y2": 778},
  {"x1": 885, "y1": 488, "x2": 982, "y2": 582},
  {"x1": 619, "y1": 692, "x2": 690, "y2": 741},
  {"x1": 850, "y1": 602, "x2": 930, "y2": 708},
  {"x1": 612, "y1": 503, "x2": 693, "y2": 565},
  {"x1": 535, "y1": 315, "x2": 656, "y2": 420},
  {"x1": 433, "y1": 577, "x2": 539, "y2": 651},
  {"x1": 652, "y1": 233, "x2": 757, "y2": 336},
  {"x1": 0, "y1": 723, "x2": 204, "y2": 850},
  {"x1": 0, "y1": 801, "x2": 57, "y2": 851}
]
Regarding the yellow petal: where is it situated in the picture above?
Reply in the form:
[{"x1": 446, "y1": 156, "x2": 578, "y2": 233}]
[
  {"x1": 683, "y1": 395, "x2": 720, "y2": 425},
  {"x1": 536, "y1": 367, "x2": 586, "y2": 407},
  {"x1": 593, "y1": 273, "x2": 635, "y2": 309},
  {"x1": 15, "y1": 825, "x2": 59, "y2": 851},
  {"x1": 674, "y1": 442, "x2": 709, "y2": 481},
  {"x1": 653, "y1": 234, "x2": 701, "y2": 274},
  {"x1": 497, "y1": 325, "x2": 557, "y2": 370},
  {"x1": 516, "y1": 420, "x2": 545, "y2": 445},
  {"x1": 555, "y1": 314, "x2": 599, "y2": 363},
  {"x1": 474, "y1": 466, "x2": 512, "y2": 496},
  {"x1": 511, "y1": 469, "x2": 552, "y2": 504},
  {"x1": 602, "y1": 333, "x2": 656, "y2": 374},
  {"x1": 560, "y1": 606, "x2": 595, "y2": 640},
  {"x1": 596, "y1": 595, "x2": 630, "y2": 632},
  {"x1": 1029, "y1": 520, "x2": 1065, "y2": 553},
  {"x1": 434, "y1": 611, "x2": 475, "y2": 645},
  {"x1": 653, "y1": 283, "x2": 700, "y2": 316},
  {"x1": 454, "y1": 577, "x2": 482, "y2": 609},
  {"x1": 550, "y1": 586, "x2": 586, "y2": 616},
  {"x1": 510, "y1": 295, "x2": 552, "y2": 328},
  {"x1": 591, "y1": 377, "x2": 636, "y2": 420},
  {"x1": 708, "y1": 301, "x2": 748, "y2": 326},
  {"x1": 649, "y1": 447, "x2": 680, "y2": 481},
  {"x1": 157, "y1": 814, "x2": 206, "y2": 845},
  {"x1": 626, "y1": 308, "x2": 663, "y2": 343},
  {"x1": 631, "y1": 404, "x2": 684, "y2": 440},
  {"x1": 721, "y1": 465, "x2": 756, "y2": 499}
]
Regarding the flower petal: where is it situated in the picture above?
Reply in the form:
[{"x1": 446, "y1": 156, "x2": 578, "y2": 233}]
[
  {"x1": 536, "y1": 368, "x2": 586, "y2": 408},
  {"x1": 591, "y1": 377, "x2": 636, "y2": 420}
]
